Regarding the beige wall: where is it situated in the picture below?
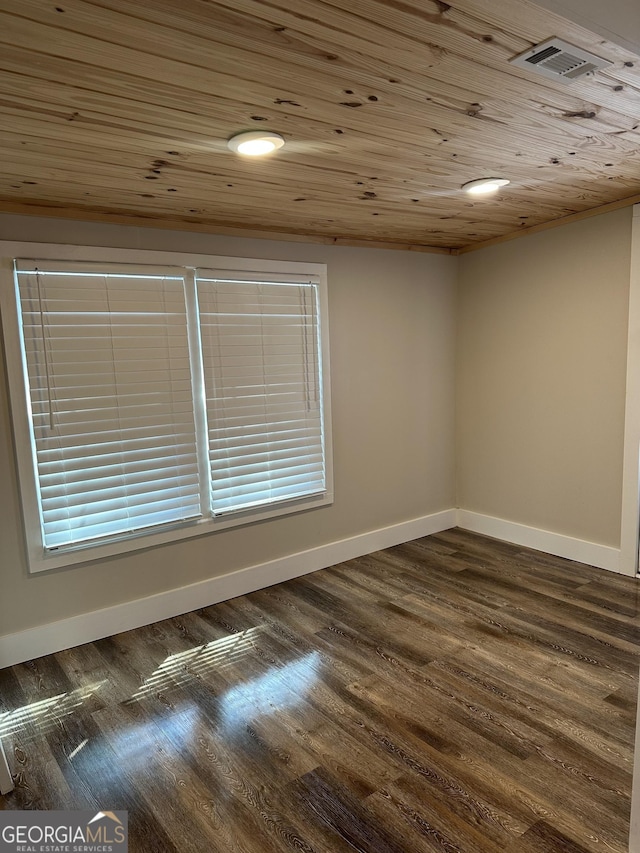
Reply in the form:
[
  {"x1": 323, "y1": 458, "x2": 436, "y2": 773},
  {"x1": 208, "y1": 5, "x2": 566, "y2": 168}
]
[
  {"x1": 0, "y1": 215, "x2": 458, "y2": 636},
  {"x1": 1, "y1": 204, "x2": 634, "y2": 639},
  {"x1": 457, "y1": 208, "x2": 633, "y2": 547}
]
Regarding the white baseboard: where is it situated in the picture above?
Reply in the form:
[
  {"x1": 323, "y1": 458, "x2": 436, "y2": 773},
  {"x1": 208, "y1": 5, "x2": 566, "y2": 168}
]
[
  {"x1": 0, "y1": 509, "x2": 456, "y2": 669},
  {"x1": 456, "y1": 510, "x2": 623, "y2": 574},
  {"x1": 1, "y1": 507, "x2": 627, "y2": 669}
]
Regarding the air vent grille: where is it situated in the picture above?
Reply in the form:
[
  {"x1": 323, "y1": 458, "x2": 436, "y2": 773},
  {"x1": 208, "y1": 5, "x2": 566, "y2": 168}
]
[
  {"x1": 565, "y1": 62, "x2": 598, "y2": 79},
  {"x1": 510, "y1": 38, "x2": 611, "y2": 84},
  {"x1": 526, "y1": 45, "x2": 563, "y2": 65}
]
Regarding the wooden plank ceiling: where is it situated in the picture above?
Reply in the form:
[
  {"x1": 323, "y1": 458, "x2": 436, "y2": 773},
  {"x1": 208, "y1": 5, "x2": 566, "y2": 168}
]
[{"x1": 0, "y1": 0, "x2": 639, "y2": 251}]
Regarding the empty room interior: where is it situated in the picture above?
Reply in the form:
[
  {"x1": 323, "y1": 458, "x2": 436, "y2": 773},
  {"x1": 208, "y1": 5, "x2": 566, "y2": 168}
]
[{"x1": 1, "y1": 0, "x2": 640, "y2": 850}]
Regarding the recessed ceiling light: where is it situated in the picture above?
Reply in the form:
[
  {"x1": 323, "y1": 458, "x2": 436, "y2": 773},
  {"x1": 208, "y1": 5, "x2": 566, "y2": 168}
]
[
  {"x1": 227, "y1": 131, "x2": 285, "y2": 156},
  {"x1": 462, "y1": 178, "x2": 510, "y2": 196}
]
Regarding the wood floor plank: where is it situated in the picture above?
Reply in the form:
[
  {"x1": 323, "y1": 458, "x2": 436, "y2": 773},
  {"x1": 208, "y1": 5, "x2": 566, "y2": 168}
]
[
  {"x1": 0, "y1": 529, "x2": 637, "y2": 852},
  {"x1": 365, "y1": 778, "x2": 484, "y2": 853},
  {"x1": 290, "y1": 765, "x2": 409, "y2": 853},
  {"x1": 429, "y1": 656, "x2": 633, "y2": 764}
]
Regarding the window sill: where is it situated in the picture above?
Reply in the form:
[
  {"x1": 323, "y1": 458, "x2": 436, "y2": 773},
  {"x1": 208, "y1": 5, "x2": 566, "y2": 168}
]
[{"x1": 26, "y1": 491, "x2": 334, "y2": 573}]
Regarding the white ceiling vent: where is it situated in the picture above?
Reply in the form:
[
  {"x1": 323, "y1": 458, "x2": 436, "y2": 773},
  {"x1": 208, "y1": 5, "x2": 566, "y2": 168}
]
[{"x1": 509, "y1": 37, "x2": 612, "y2": 84}]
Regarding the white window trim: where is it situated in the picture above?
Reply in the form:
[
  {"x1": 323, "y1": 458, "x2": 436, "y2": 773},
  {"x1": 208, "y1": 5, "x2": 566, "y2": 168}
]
[{"x1": 0, "y1": 242, "x2": 333, "y2": 573}]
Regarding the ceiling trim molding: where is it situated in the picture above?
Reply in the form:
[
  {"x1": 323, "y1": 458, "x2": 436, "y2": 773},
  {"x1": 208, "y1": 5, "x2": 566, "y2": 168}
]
[
  {"x1": 0, "y1": 200, "x2": 456, "y2": 256},
  {"x1": 458, "y1": 192, "x2": 640, "y2": 255},
  {"x1": 4, "y1": 193, "x2": 640, "y2": 257}
]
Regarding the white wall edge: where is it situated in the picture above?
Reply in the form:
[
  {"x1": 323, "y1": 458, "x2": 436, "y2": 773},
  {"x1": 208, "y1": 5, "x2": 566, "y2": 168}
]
[
  {"x1": 0, "y1": 509, "x2": 457, "y2": 669},
  {"x1": 627, "y1": 205, "x2": 640, "y2": 853},
  {"x1": 457, "y1": 510, "x2": 622, "y2": 573},
  {"x1": 620, "y1": 204, "x2": 640, "y2": 578}
]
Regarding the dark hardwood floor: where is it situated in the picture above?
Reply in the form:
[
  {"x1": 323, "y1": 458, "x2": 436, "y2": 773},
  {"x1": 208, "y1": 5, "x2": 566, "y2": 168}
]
[{"x1": 1, "y1": 528, "x2": 639, "y2": 852}]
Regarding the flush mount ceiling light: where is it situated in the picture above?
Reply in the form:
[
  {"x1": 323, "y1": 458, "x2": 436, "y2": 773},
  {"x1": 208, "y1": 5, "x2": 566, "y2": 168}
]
[
  {"x1": 462, "y1": 177, "x2": 510, "y2": 196},
  {"x1": 227, "y1": 131, "x2": 285, "y2": 156}
]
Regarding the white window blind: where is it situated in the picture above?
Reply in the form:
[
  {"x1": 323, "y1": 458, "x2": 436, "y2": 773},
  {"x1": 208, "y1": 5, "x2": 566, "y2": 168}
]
[
  {"x1": 15, "y1": 262, "x2": 202, "y2": 549},
  {"x1": 7, "y1": 251, "x2": 331, "y2": 571},
  {"x1": 197, "y1": 273, "x2": 326, "y2": 514}
]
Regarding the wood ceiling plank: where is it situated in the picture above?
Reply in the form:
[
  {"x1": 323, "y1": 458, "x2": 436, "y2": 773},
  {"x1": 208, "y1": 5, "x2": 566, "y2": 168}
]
[
  {"x1": 202, "y1": 0, "x2": 640, "y2": 110},
  {"x1": 6, "y1": 0, "x2": 529, "y2": 69},
  {"x1": 79, "y1": 0, "x2": 640, "y2": 127},
  {"x1": 5, "y1": 38, "x2": 633, "y2": 149},
  {"x1": 0, "y1": 167, "x2": 633, "y2": 247},
  {"x1": 2, "y1": 2, "x2": 638, "y2": 154},
  {"x1": 0, "y1": 187, "x2": 482, "y2": 242},
  {"x1": 4, "y1": 0, "x2": 639, "y2": 121},
  {"x1": 0, "y1": 158, "x2": 532, "y2": 225},
  {"x1": 2, "y1": 117, "x2": 636, "y2": 223},
  {"x1": 2, "y1": 106, "x2": 635, "y2": 202},
  {"x1": 0, "y1": 0, "x2": 638, "y2": 247},
  {"x1": 2, "y1": 63, "x2": 638, "y2": 192},
  {"x1": 0, "y1": 181, "x2": 612, "y2": 251}
]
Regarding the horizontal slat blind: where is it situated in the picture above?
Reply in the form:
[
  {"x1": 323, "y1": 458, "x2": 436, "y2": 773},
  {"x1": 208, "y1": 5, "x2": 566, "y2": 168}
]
[
  {"x1": 197, "y1": 274, "x2": 325, "y2": 515},
  {"x1": 16, "y1": 263, "x2": 201, "y2": 549}
]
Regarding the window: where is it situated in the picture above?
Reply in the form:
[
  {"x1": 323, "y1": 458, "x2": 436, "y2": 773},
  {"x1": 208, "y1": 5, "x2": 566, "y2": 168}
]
[{"x1": 1, "y1": 245, "x2": 332, "y2": 572}]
